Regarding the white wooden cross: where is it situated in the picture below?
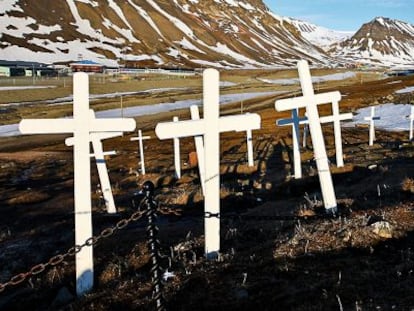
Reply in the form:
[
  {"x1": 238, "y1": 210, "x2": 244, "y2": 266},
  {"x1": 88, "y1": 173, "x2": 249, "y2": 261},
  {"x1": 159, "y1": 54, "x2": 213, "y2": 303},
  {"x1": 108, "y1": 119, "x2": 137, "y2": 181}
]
[
  {"x1": 65, "y1": 126, "x2": 122, "y2": 214},
  {"x1": 275, "y1": 60, "x2": 337, "y2": 214},
  {"x1": 408, "y1": 106, "x2": 414, "y2": 140},
  {"x1": 155, "y1": 69, "x2": 261, "y2": 257},
  {"x1": 19, "y1": 72, "x2": 136, "y2": 296},
  {"x1": 190, "y1": 105, "x2": 258, "y2": 194},
  {"x1": 276, "y1": 108, "x2": 307, "y2": 179},
  {"x1": 173, "y1": 116, "x2": 182, "y2": 179},
  {"x1": 130, "y1": 129, "x2": 150, "y2": 175},
  {"x1": 319, "y1": 99, "x2": 353, "y2": 167},
  {"x1": 364, "y1": 106, "x2": 380, "y2": 146}
]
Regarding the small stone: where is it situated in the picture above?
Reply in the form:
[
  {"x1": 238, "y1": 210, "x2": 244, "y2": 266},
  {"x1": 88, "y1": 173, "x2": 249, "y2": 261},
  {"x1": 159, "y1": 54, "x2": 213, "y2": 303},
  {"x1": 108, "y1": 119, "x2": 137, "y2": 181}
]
[{"x1": 371, "y1": 221, "x2": 393, "y2": 239}]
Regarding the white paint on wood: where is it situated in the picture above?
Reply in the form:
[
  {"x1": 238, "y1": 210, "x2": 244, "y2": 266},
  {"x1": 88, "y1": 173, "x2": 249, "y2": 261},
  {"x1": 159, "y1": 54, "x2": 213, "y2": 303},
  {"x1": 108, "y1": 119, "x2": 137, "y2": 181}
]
[
  {"x1": 155, "y1": 69, "x2": 261, "y2": 257},
  {"x1": 130, "y1": 129, "x2": 150, "y2": 175},
  {"x1": 275, "y1": 60, "x2": 337, "y2": 213},
  {"x1": 19, "y1": 72, "x2": 136, "y2": 296},
  {"x1": 276, "y1": 108, "x2": 307, "y2": 179},
  {"x1": 173, "y1": 116, "x2": 182, "y2": 179},
  {"x1": 66, "y1": 127, "x2": 122, "y2": 214},
  {"x1": 364, "y1": 106, "x2": 380, "y2": 146}
]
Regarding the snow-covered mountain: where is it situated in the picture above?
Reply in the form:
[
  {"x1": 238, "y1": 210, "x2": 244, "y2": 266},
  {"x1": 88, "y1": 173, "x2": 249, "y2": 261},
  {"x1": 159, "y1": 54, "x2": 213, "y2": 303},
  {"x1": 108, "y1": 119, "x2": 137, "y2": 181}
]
[
  {"x1": 331, "y1": 17, "x2": 414, "y2": 67},
  {"x1": 0, "y1": 0, "x2": 335, "y2": 68},
  {"x1": 288, "y1": 18, "x2": 354, "y2": 50}
]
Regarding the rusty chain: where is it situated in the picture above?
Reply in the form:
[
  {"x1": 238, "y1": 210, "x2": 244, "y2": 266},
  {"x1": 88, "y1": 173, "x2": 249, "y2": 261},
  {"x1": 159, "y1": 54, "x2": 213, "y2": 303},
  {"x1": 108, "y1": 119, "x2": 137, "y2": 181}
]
[{"x1": 0, "y1": 206, "x2": 181, "y2": 293}]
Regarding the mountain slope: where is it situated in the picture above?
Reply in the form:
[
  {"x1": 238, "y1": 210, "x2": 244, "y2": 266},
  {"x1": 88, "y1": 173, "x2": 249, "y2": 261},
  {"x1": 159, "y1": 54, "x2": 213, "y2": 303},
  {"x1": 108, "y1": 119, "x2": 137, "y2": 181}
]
[
  {"x1": 331, "y1": 17, "x2": 414, "y2": 67},
  {"x1": 288, "y1": 18, "x2": 354, "y2": 50},
  {"x1": 0, "y1": 0, "x2": 334, "y2": 68}
]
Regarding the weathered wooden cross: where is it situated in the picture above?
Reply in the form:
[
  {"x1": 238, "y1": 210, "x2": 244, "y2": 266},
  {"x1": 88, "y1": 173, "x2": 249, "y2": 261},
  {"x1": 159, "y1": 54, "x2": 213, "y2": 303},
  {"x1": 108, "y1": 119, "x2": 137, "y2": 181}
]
[
  {"x1": 190, "y1": 105, "x2": 258, "y2": 194},
  {"x1": 364, "y1": 106, "x2": 380, "y2": 146},
  {"x1": 173, "y1": 116, "x2": 182, "y2": 179},
  {"x1": 275, "y1": 60, "x2": 337, "y2": 214},
  {"x1": 276, "y1": 108, "x2": 307, "y2": 179},
  {"x1": 19, "y1": 72, "x2": 136, "y2": 296},
  {"x1": 65, "y1": 127, "x2": 122, "y2": 214},
  {"x1": 319, "y1": 98, "x2": 353, "y2": 167},
  {"x1": 155, "y1": 69, "x2": 261, "y2": 257},
  {"x1": 130, "y1": 129, "x2": 150, "y2": 175}
]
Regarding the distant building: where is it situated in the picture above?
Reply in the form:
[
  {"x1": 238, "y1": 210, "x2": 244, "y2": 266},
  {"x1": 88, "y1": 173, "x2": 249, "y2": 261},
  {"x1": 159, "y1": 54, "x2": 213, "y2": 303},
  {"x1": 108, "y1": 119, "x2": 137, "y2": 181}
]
[
  {"x1": 0, "y1": 66, "x2": 10, "y2": 77},
  {"x1": 70, "y1": 60, "x2": 104, "y2": 73}
]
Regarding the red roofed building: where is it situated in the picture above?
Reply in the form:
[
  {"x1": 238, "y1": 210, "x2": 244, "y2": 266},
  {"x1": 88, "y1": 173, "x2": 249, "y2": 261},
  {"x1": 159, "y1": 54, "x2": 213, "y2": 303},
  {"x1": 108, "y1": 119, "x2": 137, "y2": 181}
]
[{"x1": 70, "y1": 60, "x2": 104, "y2": 73}]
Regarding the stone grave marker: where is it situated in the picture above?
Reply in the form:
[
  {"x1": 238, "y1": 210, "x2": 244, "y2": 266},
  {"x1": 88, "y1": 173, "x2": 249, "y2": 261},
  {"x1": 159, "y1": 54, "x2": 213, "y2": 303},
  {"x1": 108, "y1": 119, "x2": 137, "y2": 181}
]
[
  {"x1": 275, "y1": 60, "x2": 337, "y2": 214},
  {"x1": 19, "y1": 72, "x2": 136, "y2": 296},
  {"x1": 155, "y1": 69, "x2": 261, "y2": 257}
]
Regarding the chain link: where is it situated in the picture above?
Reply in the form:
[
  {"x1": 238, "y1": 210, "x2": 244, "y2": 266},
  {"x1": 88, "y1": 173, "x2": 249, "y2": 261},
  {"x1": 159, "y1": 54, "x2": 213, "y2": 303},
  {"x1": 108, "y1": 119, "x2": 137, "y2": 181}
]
[{"x1": 0, "y1": 209, "x2": 152, "y2": 293}]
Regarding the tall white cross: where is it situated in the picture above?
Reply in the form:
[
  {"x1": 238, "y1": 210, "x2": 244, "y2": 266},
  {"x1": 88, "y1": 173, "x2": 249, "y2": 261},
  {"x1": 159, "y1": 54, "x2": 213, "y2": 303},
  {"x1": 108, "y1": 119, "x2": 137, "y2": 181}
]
[
  {"x1": 275, "y1": 60, "x2": 337, "y2": 214},
  {"x1": 65, "y1": 126, "x2": 122, "y2": 214},
  {"x1": 155, "y1": 69, "x2": 261, "y2": 257},
  {"x1": 19, "y1": 72, "x2": 136, "y2": 296},
  {"x1": 276, "y1": 108, "x2": 307, "y2": 179},
  {"x1": 364, "y1": 106, "x2": 380, "y2": 146},
  {"x1": 130, "y1": 129, "x2": 150, "y2": 175},
  {"x1": 408, "y1": 106, "x2": 414, "y2": 141}
]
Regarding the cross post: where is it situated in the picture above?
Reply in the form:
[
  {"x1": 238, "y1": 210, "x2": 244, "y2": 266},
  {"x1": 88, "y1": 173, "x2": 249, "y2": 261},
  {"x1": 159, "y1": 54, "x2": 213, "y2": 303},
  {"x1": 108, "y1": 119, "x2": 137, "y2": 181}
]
[
  {"x1": 130, "y1": 129, "x2": 150, "y2": 175},
  {"x1": 173, "y1": 116, "x2": 182, "y2": 179},
  {"x1": 19, "y1": 73, "x2": 136, "y2": 296},
  {"x1": 276, "y1": 108, "x2": 307, "y2": 179},
  {"x1": 409, "y1": 106, "x2": 414, "y2": 141},
  {"x1": 275, "y1": 60, "x2": 337, "y2": 214},
  {"x1": 65, "y1": 127, "x2": 122, "y2": 214},
  {"x1": 364, "y1": 106, "x2": 380, "y2": 146},
  {"x1": 155, "y1": 69, "x2": 261, "y2": 257}
]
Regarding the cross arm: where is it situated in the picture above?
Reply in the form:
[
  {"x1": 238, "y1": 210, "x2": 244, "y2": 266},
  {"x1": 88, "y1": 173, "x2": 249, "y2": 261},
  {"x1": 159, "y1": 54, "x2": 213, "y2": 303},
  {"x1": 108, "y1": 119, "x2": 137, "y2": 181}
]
[
  {"x1": 275, "y1": 91, "x2": 341, "y2": 111},
  {"x1": 320, "y1": 112, "x2": 353, "y2": 123},
  {"x1": 19, "y1": 119, "x2": 75, "y2": 134},
  {"x1": 65, "y1": 132, "x2": 123, "y2": 146}
]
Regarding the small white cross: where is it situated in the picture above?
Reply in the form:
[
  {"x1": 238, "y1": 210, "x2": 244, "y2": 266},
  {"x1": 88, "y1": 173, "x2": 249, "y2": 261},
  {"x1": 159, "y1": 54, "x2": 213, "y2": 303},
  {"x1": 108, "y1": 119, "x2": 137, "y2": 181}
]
[
  {"x1": 173, "y1": 116, "x2": 182, "y2": 179},
  {"x1": 130, "y1": 129, "x2": 150, "y2": 175},
  {"x1": 276, "y1": 108, "x2": 307, "y2": 179},
  {"x1": 65, "y1": 122, "x2": 122, "y2": 214},
  {"x1": 319, "y1": 99, "x2": 353, "y2": 167},
  {"x1": 190, "y1": 105, "x2": 258, "y2": 194},
  {"x1": 19, "y1": 72, "x2": 136, "y2": 296},
  {"x1": 364, "y1": 106, "x2": 380, "y2": 146},
  {"x1": 155, "y1": 69, "x2": 261, "y2": 257},
  {"x1": 407, "y1": 106, "x2": 414, "y2": 141},
  {"x1": 275, "y1": 60, "x2": 337, "y2": 213}
]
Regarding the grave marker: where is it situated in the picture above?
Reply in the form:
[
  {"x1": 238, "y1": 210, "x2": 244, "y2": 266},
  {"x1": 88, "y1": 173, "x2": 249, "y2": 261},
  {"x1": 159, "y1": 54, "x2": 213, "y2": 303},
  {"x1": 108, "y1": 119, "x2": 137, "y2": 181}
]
[
  {"x1": 191, "y1": 106, "x2": 258, "y2": 193},
  {"x1": 19, "y1": 72, "x2": 136, "y2": 296},
  {"x1": 65, "y1": 125, "x2": 122, "y2": 214},
  {"x1": 276, "y1": 108, "x2": 307, "y2": 179},
  {"x1": 130, "y1": 129, "x2": 150, "y2": 175},
  {"x1": 173, "y1": 117, "x2": 181, "y2": 179},
  {"x1": 364, "y1": 106, "x2": 380, "y2": 146},
  {"x1": 408, "y1": 106, "x2": 414, "y2": 140},
  {"x1": 275, "y1": 60, "x2": 337, "y2": 214},
  {"x1": 155, "y1": 69, "x2": 261, "y2": 256},
  {"x1": 319, "y1": 98, "x2": 353, "y2": 167}
]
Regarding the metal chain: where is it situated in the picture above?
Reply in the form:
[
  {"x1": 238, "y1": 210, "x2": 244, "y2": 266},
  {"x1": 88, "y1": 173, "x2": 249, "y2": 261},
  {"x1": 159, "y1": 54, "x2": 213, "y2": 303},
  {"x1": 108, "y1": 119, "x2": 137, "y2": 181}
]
[{"x1": 0, "y1": 209, "x2": 146, "y2": 293}]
